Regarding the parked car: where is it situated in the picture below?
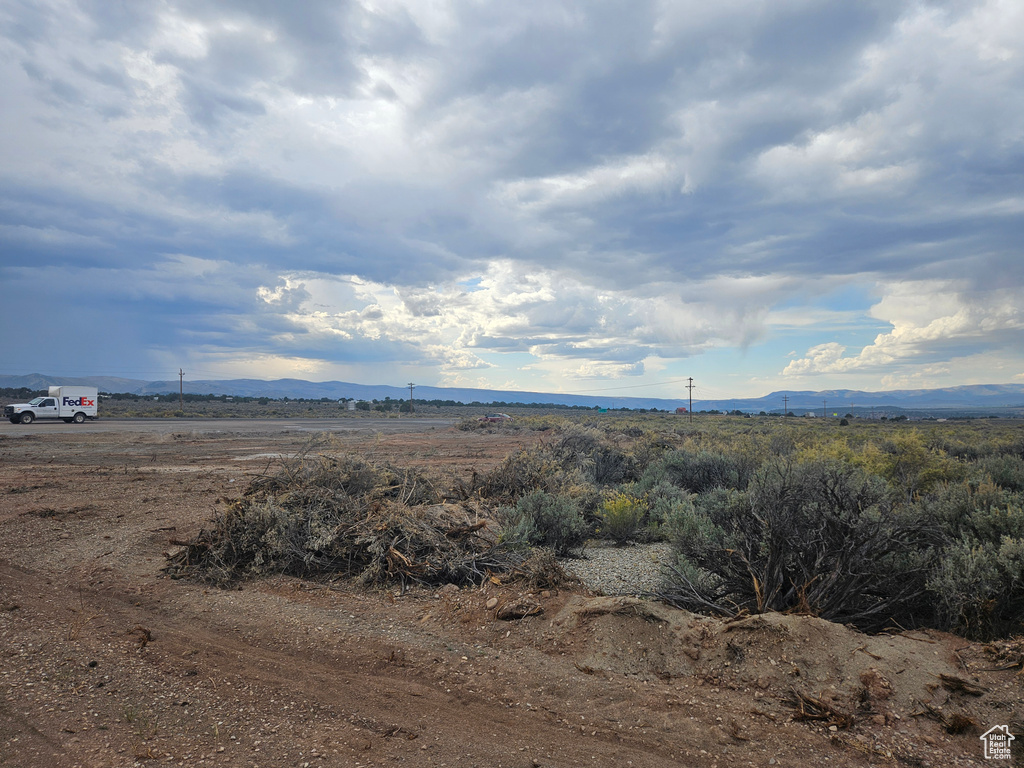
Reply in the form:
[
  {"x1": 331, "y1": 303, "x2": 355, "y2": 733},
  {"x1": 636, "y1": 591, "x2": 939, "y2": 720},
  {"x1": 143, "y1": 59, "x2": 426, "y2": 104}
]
[{"x1": 479, "y1": 413, "x2": 512, "y2": 422}]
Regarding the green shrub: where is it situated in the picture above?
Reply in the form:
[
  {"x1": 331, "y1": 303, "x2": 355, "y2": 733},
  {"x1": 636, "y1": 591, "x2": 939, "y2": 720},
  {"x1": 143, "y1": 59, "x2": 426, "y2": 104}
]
[
  {"x1": 642, "y1": 449, "x2": 751, "y2": 494},
  {"x1": 977, "y1": 454, "x2": 1024, "y2": 492},
  {"x1": 928, "y1": 537, "x2": 1024, "y2": 639},
  {"x1": 768, "y1": 431, "x2": 797, "y2": 456},
  {"x1": 497, "y1": 506, "x2": 541, "y2": 552},
  {"x1": 691, "y1": 487, "x2": 751, "y2": 529},
  {"x1": 552, "y1": 424, "x2": 638, "y2": 485},
  {"x1": 640, "y1": 480, "x2": 690, "y2": 539},
  {"x1": 911, "y1": 480, "x2": 1024, "y2": 638},
  {"x1": 478, "y1": 447, "x2": 565, "y2": 500},
  {"x1": 914, "y1": 481, "x2": 1024, "y2": 542},
  {"x1": 498, "y1": 490, "x2": 589, "y2": 556},
  {"x1": 627, "y1": 434, "x2": 671, "y2": 474},
  {"x1": 663, "y1": 493, "x2": 719, "y2": 547},
  {"x1": 659, "y1": 459, "x2": 935, "y2": 632}
]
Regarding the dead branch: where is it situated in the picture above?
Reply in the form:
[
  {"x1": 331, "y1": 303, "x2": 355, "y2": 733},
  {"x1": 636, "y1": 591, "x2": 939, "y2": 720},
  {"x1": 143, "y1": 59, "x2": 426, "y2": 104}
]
[{"x1": 785, "y1": 690, "x2": 855, "y2": 729}]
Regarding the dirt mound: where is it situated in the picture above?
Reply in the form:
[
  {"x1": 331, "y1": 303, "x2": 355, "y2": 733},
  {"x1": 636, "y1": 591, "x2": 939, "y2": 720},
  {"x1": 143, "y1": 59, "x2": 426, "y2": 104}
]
[{"x1": 556, "y1": 596, "x2": 1023, "y2": 743}]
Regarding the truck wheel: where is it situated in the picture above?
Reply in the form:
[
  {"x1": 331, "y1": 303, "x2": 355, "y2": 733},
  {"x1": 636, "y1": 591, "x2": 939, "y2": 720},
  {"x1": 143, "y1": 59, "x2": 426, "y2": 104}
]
[
  {"x1": 19, "y1": 412, "x2": 34, "y2": 424},
  {"x1": 72, "y1": 412, "x2": 86, "y2": 424}
]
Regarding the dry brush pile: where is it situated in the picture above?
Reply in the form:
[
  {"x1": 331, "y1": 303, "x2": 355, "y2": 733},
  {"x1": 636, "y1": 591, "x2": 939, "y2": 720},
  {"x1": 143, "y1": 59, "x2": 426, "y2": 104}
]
[{"x1": 163, "y1": 451, "x2": 551, "y2": 589}]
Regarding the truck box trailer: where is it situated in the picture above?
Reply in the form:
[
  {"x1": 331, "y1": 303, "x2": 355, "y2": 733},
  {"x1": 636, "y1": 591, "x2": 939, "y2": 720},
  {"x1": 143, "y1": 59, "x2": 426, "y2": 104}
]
[{"x1": 4, "y1": 386, "x2": 99, "y2": 424}]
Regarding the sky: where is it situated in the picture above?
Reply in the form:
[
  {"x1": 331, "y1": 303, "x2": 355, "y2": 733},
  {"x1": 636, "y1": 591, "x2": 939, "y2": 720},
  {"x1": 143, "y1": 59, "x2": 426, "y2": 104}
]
[{"x1": 1, "y1": 0, "x2": 1023, "y2": 400}]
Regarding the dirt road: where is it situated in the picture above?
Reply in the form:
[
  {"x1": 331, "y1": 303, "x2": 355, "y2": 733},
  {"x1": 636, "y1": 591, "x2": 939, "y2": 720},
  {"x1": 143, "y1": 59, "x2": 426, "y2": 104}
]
[{"x1": 1, "y1": 421, "x2": 1019, "y2": 767}]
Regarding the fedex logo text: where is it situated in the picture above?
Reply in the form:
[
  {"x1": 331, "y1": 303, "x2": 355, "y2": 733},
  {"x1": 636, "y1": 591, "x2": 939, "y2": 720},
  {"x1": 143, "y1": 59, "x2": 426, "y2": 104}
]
[{"x1": 62, "y1": 397, "x2": 95, "y2": 407}]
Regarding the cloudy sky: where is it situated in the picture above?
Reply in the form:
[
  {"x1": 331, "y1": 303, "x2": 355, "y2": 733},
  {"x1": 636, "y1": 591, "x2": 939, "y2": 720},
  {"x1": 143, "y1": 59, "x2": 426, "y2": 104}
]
[{"x1": 2, "y1": 0, "x2": 1022, "y2": 399}]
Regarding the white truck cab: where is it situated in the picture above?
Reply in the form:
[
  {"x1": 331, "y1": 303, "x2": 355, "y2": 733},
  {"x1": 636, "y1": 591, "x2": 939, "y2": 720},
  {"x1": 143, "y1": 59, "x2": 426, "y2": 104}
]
[{"x1": 4, "y1": 386, "x2": 98, "y2": 424}]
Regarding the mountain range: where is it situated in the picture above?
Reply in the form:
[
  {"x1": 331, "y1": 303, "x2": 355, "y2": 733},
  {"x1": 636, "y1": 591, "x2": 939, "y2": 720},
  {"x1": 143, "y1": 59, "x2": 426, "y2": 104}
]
[{"x1": 3, "y1": 373, "x2": 1024, "y2": 414}]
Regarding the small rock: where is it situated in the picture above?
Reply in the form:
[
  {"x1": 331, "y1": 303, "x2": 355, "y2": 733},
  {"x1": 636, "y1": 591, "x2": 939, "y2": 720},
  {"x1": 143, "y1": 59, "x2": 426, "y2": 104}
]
[{"x1": 485, "y1": 597, "x2": 498, "y2": 610}]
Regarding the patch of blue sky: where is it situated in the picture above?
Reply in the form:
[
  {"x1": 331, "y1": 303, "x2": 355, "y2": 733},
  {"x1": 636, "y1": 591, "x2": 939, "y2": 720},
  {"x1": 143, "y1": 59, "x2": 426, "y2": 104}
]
[{"x1": 770, "y1": 281, "x2": 876, "y2": 318}]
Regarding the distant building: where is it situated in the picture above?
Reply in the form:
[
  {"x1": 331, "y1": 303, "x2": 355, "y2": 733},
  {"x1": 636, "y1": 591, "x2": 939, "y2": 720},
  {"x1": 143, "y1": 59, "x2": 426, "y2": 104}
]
[{"x1": 675, "y1": 407, "x2": 688, "y2": 414}]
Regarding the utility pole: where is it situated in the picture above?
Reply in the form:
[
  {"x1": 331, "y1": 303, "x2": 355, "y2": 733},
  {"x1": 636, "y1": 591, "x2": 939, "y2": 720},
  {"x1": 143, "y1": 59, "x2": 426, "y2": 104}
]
[
  {"x1": 823, "y1": 399, "x2": 827, "y2": 419},
  {"x1": 407, "y1": 382, "x2": 415, "y2": 413},
  {"x1": 687, "y1": 377, "x2": 694, "y2": 423},
  {"x1": 783, "y1": 395, "x2": 789, "y2": 416},
  {"x1": 179, "y1": 369, "x2": 184, "y2": 412}
]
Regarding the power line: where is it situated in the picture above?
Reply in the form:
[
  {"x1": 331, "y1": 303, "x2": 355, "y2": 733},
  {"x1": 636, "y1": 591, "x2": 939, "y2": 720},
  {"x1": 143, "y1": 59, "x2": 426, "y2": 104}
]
[{"x1": 569, "y1": 377, "x2": 699, "y2": 394}]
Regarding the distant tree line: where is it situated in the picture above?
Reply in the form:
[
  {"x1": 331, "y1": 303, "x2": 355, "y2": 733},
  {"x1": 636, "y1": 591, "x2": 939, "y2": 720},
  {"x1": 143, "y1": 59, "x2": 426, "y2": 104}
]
[{"x1": 0, "y1": 388, "x2": 46, "y2": 400}]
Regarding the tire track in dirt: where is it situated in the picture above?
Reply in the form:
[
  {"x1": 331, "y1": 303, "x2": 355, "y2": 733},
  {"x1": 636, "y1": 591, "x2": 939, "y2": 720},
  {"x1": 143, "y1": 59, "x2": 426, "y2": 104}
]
[{"x1": 1, "y1": 558, "x2": 702, "y2": 767}]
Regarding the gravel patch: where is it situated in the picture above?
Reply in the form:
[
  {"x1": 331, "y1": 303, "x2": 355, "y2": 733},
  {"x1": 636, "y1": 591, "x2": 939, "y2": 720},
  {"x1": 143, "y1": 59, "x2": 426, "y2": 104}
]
[{"x1": 560, "y1": 542, "x2": 675, "y2": 596}]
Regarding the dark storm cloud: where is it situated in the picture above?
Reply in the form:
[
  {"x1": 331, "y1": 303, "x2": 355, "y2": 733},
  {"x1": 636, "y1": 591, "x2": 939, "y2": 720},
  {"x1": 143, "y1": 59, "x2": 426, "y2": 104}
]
[
  {"x1": 20, "y1": 61, "x2": 85, "y2": 106},
  {"x1": 171, "y1": 0, "x2": 427, "y2": 99},
  {"x1": 6, "y1": 0, "x2": 978, "y2": 284},
  {"x1": 76, "y1": 0, "x2": 160, "y2": 40},
  {"x1": 178, "y1": 77, "x2": 267, "y2": 128},
  {"x1": 417, "y1": 1, "x2": 899, "y2": 180}
]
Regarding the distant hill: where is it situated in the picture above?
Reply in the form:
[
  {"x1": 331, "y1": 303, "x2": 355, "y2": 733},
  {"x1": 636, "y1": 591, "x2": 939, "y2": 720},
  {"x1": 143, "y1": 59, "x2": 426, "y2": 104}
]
[{"x1": 2, "y1": 373, "x2": 1023, "y2": 414}]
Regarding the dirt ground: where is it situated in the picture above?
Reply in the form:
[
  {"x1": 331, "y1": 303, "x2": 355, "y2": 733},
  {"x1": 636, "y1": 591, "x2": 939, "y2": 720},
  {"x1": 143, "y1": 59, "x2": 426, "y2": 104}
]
[{"x1": 1, "y1": 420, "x2": 1021, "y2": 768}]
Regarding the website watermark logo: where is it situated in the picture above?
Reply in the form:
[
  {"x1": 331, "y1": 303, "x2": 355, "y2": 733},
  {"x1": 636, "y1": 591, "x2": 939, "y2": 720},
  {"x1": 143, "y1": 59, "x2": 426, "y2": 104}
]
[{"x1": 980, "y1": 725, "x2": 1014, "y2": 760}]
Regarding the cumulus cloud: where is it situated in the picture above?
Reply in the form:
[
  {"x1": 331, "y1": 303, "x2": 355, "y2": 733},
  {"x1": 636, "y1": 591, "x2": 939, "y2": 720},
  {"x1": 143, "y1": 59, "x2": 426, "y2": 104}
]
[
  {"x1": 784, "y1": 281, "x2": 1024, "y2": 380},
  {"x1": 237, "y1": 261, "x2": 803, "y2": 387}
]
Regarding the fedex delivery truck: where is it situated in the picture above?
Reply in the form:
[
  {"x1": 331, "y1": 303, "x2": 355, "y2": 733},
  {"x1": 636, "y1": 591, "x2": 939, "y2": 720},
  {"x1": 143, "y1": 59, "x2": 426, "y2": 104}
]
[{"x1": 4, "y1": 386, "x2": 99, "y2": 424}]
